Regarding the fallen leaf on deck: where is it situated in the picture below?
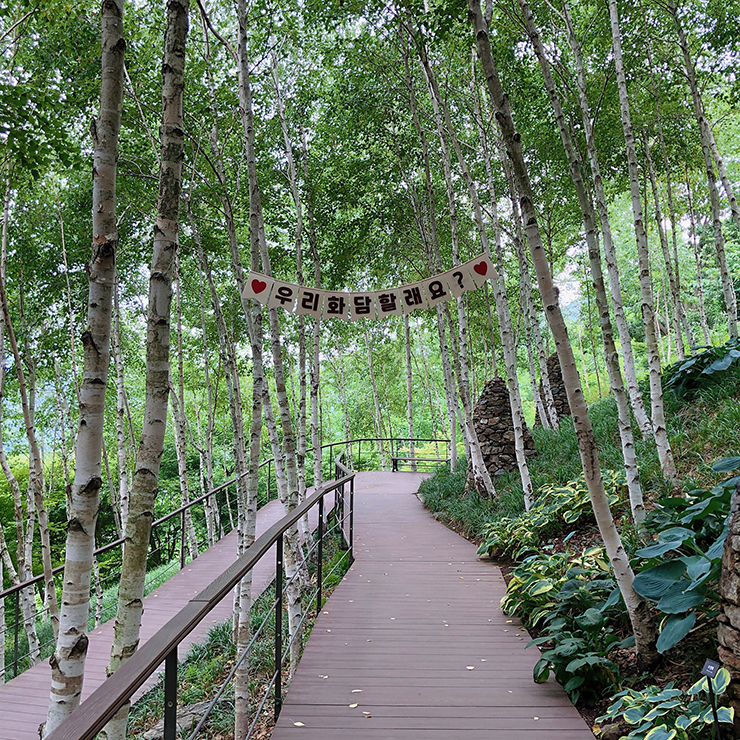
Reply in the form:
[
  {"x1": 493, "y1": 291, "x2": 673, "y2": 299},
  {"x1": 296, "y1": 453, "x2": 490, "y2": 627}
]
[{"x1": 349, "y1": 703, "x2": 358, "y2": 708}]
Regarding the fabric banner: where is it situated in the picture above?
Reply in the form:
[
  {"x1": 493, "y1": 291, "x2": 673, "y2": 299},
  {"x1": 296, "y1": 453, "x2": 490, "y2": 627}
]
[{"x1": 242, "y1": 252, "x2": 494, "y2": 320}]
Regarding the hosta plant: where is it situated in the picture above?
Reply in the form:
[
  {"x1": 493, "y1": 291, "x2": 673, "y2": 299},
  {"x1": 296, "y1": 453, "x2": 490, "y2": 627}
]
[
  {"x1": 477, "y1": 470, "x2": 624, "y2": 559},
  {"x1": 596, "y1": 669, "x2": 734, "y2": 739},
  {"x1": 632, "y1": 456, "x2": 740, "y2": 653}
]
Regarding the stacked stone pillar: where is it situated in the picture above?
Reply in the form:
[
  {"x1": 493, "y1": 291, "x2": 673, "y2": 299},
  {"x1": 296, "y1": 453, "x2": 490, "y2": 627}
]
[{"x1": 466, "y1": 377, "x2": 537, "y2": 491}]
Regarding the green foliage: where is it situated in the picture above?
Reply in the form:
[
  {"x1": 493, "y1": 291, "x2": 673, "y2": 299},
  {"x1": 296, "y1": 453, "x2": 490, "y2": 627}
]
[
  {"x1": 632, "y1": 456, "x2": 740, "y2": 653},
  {"x1": 596, "y1": 672, "x2": 734, "y2": 739},
  {"x1": 417, "y1": 458, "x2": 516, "y2": 539},
  {"x1": 663, "y1": 338, "x2": 740, "y2": 400},
  {"x1": 477, "y1": 470, "x2": 625, "y2": 559},
  {"x1": 502, "y1": 546, "x2": 628, "y2": 704}
]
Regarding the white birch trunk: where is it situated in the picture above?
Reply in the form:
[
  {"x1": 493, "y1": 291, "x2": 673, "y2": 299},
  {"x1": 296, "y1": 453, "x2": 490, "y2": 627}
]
[
  {"x1": 45, "y1": 1, "x2": 125, "y2": 732},
  {"x1": 669, "y1": 0, "x2": 739, "y2": 337},
  {"x1": 470, "y1": 0, "x2": 657, "y2": 664},
  {"x1": 520, "y1": 0, "x2": 645, "y2": 524},
  {"x1": 103, "y1": 6, "x2": 188, "y2": 738},
  {"x1": 608, "y1": 0, "x2": 676, "y2": 479},
  {"x1": 562, "y1": 4, "x2": 653, "y2": 439},
  {"x1": 404, "y1": 314, "x2": 416, "y2": 471},
  {"x1": 686, "y1": 172, "x2": 712, "y2": 345}
]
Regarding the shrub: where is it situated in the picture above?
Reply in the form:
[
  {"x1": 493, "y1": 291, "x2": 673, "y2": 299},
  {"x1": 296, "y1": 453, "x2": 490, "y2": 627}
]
[
  {"x1": 596, "y1": 670, "x2": 734, "y2": 739},
  {"x1": 477, "y1": 470, "x2": 625, "y2": 559}
]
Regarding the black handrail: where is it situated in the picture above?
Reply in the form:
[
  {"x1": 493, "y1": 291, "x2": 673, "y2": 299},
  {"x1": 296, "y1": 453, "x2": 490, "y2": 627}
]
[{"x1": 45, "y1": 471, "x2": 355, "y2": 740}]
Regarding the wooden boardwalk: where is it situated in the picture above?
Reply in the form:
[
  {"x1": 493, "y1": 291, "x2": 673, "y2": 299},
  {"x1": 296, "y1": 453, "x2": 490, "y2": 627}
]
[
  {"x1": 0, "y1": 497, "x2": 319, "y2": 740},
  {"x1": 272, "y1": 471, "x2": 595, "y2": 739}
]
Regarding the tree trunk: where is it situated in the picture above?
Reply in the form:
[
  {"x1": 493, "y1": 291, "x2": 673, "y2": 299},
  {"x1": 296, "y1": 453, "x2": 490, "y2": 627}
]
[
  {"x1": 519, "y1": 0, "x2": 645, "y2": 524},
  {"x1": 685, "y1": 170, "x2": 711, "y2": 345},
  {"x1": 607, "y1": 0, "x2": 676, "y2": 480},
  {"x1": 103, "y1": 5, "x2": 188, "y2": 738},
  {"x1": 561, "y1": 2, "x2": 653, "y2": 440},
  {"x1": 669, "y1": 0, "x2": 739, "y2": 337},
  {"x1": 469, "y1": 0, "x2": 657, "y2": 665},
  {"x1": 404, "y1": 314, "x2": 416, "y2": 471},
  {"x1": 44, "y1": 1, "x2": 125, "y2": 731}
]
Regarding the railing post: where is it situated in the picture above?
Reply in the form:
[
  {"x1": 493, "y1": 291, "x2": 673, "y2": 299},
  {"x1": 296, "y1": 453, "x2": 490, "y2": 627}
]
[
  {"x1": 317, "y1": 495, "x2": 324, "y2": 616},
  {"x1": 163, "y1": 647, "x2": 177, "y2": 740},
  {"x1": 275, "y1": 533, "x2": 283, "y2": 721},
  {"x1": 13, "y1": 590, "x2": 19, "y2": 679},
  {"x1": 358, "y1": 439, "x2": 361, "y2": 471},
  {"x1": 180, "y1": 509, "x2": 186, "y2": 570},
  {"x1": 268, "y1": 460, "x2": 272, "y2": 502},
  {"x1": 349, "y1": 476, "x2": 355, "y2": 562}
]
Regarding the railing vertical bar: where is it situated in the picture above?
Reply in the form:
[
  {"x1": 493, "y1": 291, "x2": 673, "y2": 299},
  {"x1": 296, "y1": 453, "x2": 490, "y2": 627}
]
[
  {"x1": 349, "y1": 476, "x2": 355, "y2": 561},
  {"x1": 275, "y1": 533, "x2": 284, "y2": 721},
  {"x1": 163, "y1": 647, "x2": 177, "y2": 740},
  {"x1": 180, "y1": 509, "x2": 186, "y2": 570},
  {"x1": 13, "y1": 590, "x2": 19, "y2": 679},
  {"x1": 317, "y1": 495, "x2": 324, "y2": 616},
  {"x1": 268, "y1": 461, "x2": 272, "y2": 503}
]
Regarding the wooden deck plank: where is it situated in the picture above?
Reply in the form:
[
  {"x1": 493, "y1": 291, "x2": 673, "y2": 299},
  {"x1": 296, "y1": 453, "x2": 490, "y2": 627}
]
[
  {"x1": 271, "y1": 472, "x2": 596, "y2": 740},
  {"x1": 0, "y1": 496, "x2": 319, "y2": 740}
]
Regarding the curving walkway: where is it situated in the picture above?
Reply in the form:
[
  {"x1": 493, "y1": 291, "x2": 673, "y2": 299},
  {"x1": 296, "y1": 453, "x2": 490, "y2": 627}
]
[{"x1": 271, "y1": 471, "x2": 596, "y2": 739}]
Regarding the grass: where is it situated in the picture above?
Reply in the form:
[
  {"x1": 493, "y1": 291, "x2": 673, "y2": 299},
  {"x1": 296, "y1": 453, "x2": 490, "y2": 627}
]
[{"x1": 418, "y1": 366, "x2": 740, "y2": 541}]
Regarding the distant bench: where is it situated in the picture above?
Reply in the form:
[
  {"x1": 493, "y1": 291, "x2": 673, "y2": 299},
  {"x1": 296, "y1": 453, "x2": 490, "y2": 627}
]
[{"x1": 391, "y1": 456, "x2": 449, "y2": 472}]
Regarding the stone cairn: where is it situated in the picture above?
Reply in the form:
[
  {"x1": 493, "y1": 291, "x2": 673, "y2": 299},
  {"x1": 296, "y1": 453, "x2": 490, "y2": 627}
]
[
  {"x1": 466, "y1": 376, "x2": 537, "y2": 491},
  {"x1": 717, "y1": 481, "x2": 740, "y2": 733},
  {"x1": 533, "y1": 352, "x2": 571, "y2": 427}
]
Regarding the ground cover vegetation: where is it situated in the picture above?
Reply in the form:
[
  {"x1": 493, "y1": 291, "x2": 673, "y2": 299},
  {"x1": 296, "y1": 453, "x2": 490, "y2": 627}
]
[
  {"x1": 419, "y1": 360, "x2": 740, "y2": 736},
  {"x1": 0, "y1": 0, "x2": 739, "y2": 738}
]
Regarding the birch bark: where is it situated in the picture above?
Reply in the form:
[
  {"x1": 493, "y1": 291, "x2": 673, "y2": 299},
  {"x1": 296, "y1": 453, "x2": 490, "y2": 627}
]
[
  {"x1": 44, "y1": 1, "x2": 125, "y2": 732},
  {"x1": 561, "y1": 3, "x2": 653, "y2": 439},
  {"x1": 669, "y1": 0, "x2": 740, "y2": 337},
  {"x1": 607, "y1": 0, "x2": 676, "y2": 479},
  {"x1": 470, "y1": 0, "x2": 657, "y2": 663},
  {"x1": 103, "y1": 5, "x2": 188, "y2": 738},
  {"x1": 519, "y1": 0, "x2": 645, "y2": 524}
]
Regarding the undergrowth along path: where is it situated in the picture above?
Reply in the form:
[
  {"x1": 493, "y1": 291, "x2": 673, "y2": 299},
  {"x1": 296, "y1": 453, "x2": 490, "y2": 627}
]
[
  {"x1": 0, "y1": 497, "x2": 319, "y2": 740},
  {"x1": 272, "y1": 471, "x2": 596, "y2": 739}
]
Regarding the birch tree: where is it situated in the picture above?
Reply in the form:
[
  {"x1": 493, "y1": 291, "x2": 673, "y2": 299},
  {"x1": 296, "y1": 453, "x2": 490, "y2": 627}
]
[
  {"x1": 44, "y1": 0, "x2": 125, "y2": 733},
  {"x1": 469, "y1": 0, "x2": 657, "y2": 665},
  {"x1": 103, "y1": 4, "x2": 189, "y2": 738},
  {"x1": 607, "y1": 0, "x2": 676, "y2": 480}
]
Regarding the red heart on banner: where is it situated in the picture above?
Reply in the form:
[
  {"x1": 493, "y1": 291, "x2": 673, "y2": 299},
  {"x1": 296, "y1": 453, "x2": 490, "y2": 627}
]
[
  {"x1": 473, "y1": 261, "x2": 488, "y2": 276},
  {"x1": 252, "y1": 279, "x2": 267, "y2": 294}
]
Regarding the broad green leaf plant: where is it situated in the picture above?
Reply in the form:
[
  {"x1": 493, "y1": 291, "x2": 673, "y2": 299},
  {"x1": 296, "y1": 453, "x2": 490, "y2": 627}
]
[{"x1": 596, "y1": 669, "x2": 734, "y2": 739}]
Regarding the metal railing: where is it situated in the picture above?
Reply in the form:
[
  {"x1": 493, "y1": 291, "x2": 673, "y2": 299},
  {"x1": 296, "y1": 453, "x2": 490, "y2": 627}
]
[
  {"x1": 0, "y1": 437, "x2": 448, "y2": 682},
  {"x1": 45, "y1": 455, "x2": 356, "y2": 740}
]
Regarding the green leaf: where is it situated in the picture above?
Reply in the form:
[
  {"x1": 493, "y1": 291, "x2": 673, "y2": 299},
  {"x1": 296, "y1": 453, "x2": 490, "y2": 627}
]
[
  {"x1": 718, "y1": 706, "x2": 734, "y2": 723},
  {"x1": 657, "y1": 612, "x2": 696, "y2": 653},
  {"x1": 713, "y1": 667, "x2": 731, "y2": 694},
  {"x1": 633, "y1": 561, "x2": 686, "y2": 600},
  {"x1": 528, "y1": 580, "x2": 554, "y2": 596},
  {"x1": 636, "y1": 540, "x2": 686, "y2": 558},
  {"x1": 684, "y1": 556, "x2": 711, "y2": 583},
  {"x1": 575, "y1": 607, "x2": 605, "y2": 630},
  {"x1": 643, "y1": 725, "x2": 677, "y2": 740},
  {"x1": 656, "y1": 583, "x2": 706, "y2": 614},
  {"x1": 623, "y1": 707, "x2": 645, "y2": 724},
  {"x1": 712, "y1": 456, "x2": 740, "y2": 473},
  {"x1": 533, "y1": 657, "x2": 550, "y2": 683}
]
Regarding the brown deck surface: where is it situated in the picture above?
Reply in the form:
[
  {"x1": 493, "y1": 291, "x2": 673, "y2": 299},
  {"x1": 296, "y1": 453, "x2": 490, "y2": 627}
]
[
  {"x1": 272, "y1": 471, "x2": 595, "y2": 739},
  {"x1": 0, "y1": 496, "x2": 321, "y2": 740}
]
